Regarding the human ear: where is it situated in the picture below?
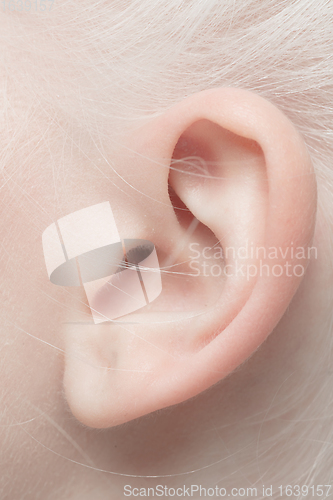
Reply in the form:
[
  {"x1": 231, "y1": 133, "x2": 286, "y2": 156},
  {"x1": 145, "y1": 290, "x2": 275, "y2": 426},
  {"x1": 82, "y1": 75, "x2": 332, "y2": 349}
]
[{"x1": 63, "y1": 88, "x2": 316, "y2": 428}]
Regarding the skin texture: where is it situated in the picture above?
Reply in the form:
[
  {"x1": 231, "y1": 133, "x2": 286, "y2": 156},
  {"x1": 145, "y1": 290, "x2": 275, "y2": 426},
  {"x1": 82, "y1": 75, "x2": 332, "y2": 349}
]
[
  {"x1": 2, "y1": 0, "x2": 333, "y2": 495},
  {"x1": 2, "y1": 78, "x2": 331, "y2": 499}
]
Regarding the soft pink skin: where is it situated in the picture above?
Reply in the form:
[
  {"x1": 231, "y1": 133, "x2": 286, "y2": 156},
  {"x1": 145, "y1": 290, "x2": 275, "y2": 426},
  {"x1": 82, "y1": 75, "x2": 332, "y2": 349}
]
[
  {"x1": 1, "y1": 86, "x2": 330, "y2": 500},
  {"x1": 85, "y1": 240, "x2": 162, "y2": 324}
]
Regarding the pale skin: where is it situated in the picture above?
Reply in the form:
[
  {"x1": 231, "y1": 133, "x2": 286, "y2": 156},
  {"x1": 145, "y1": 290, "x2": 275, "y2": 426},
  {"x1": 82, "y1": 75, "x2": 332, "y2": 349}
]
[{"x1": 1, "y1": 78, "x2": 332, "y2": 500}]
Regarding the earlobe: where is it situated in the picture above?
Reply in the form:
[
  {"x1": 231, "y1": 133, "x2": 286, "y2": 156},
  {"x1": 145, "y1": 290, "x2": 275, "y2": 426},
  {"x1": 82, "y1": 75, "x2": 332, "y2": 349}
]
[{"x1": 63, "y1": 88, "x2": 317, "y2": 428}]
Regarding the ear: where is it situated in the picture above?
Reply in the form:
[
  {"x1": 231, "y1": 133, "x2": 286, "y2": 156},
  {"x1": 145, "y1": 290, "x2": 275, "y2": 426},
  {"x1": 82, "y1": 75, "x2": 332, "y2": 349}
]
[{"x1": 63, "y1": 88, "x2": 317, "y2": 428}]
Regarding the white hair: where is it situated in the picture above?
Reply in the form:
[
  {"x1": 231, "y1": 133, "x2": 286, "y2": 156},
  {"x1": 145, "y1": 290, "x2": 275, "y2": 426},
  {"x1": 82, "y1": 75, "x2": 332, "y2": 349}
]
[{"x1": 1, "y1": 0, "x2": 333, "y2": 495}]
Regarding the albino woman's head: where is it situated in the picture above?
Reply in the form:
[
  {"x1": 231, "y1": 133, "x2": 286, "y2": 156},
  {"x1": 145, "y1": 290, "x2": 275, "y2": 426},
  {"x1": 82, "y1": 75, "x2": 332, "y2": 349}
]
[{"x1": 1, "y1": 1, "x2": 333, "y2": 498}]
